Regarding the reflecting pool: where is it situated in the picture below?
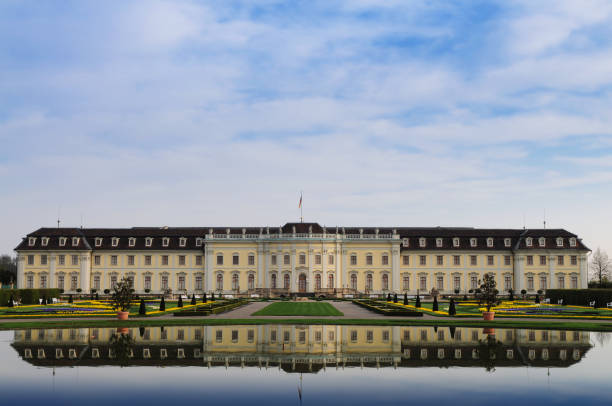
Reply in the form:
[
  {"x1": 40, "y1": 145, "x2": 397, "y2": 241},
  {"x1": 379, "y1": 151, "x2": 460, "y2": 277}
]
[{"x1": 1, "y1": 325, "x2": 611, "y2": 405}]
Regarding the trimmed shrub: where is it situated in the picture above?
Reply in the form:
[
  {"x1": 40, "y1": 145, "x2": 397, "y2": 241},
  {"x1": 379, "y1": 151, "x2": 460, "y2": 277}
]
[
  {"x1": 139, "y1": 299, "x2": 146, "y2": 315},
  {"x1": 68, "y1": 294, "x2": 73, "y2": 304},
  {"x1": 508, "y1": 289, "x2": 514, "y2": 301},
  {"x1": 432, "y1": 296, "x2": 439, "y2": 311},
  {"x1": 104, "y1": 289, "x2": 110, "y2": 294},
  {"x1": 403, "y1": 293, "x2": 408, "y2": 305},
  {"x1": 191, "y1": 294, "x2": 196, "y2": 305},
  {"x1": 211, "y1": 292, "x2": 215, "y2": 301},
  {"x1": 76, "y1": 288, "x2": 82, "y2": 293},
  {"x1": 393, "y1": 294, "x2": 398, "y2": 303},
  {"x1": 546, "y1": 289, "x2": 612, "y2": 307},
  {"x1": 8, "y1": 295, "x2": 14, "y2": 307},
  {"x1": 415, "y1": 295, "x2": 421, "y2": 308},
  {"x1": 144, "y1": 289, "x2": 150, "y2": 293},
  {"x1": 387, "y1": 293, "x2": 391, "y2": 302},
  {"x1": 448, "y1": 298, "x2": 456, "y2": 316},
  {"x1": 159, "y1": 297, "x2": 166, "y2": 311},
  {"x1": 178, "y1": 296, "x2": 183, "y2": 307},
  {"x1": 202, "y1": 293, "x2": 207, "y2": 303},
  {"x1": 535, "y1": 294, "x2": 540, "y2": 304},
  {"x1": 95, "y1": 293, "x2": 99, "y2": 300}
]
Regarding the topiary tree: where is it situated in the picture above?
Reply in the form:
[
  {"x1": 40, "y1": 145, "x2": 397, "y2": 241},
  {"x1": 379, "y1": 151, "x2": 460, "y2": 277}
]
[
  {"x1": 454, "y1": 289, "x2": 460, "y2": 295},
  {"x1": 178, "y1": 296, "x2": 183, "y2": 308},
  {"x1": 202, "y1": 293, "x2": 207, "y2": 303},
  {"x1": 403, "y1": 293, "x2": 408, "y2": 305},
  {"x1": 41, "y1": 295, "x2": 47, "y2": 305},
  {"x1": 159, "y1": 296, "x2": 166, "y2": 311},
  {"x1": 95, "y1": 293, "x2": 99, "y2": 300},
  {"x1": 191, "y1": 294, "x2": 196, "y2": 305},
  {"x1": 69, "y1": 294, "x2": 73, "y2": 304},
  {"x1": 111, "y1": 277, "x2": 134, "y2": 313},
  {"x1": 432, "y1": 296, "x2": 439, "y2": 311},
  {"x1": 415, "y1": 294, "x2": 421, "y2": 308},
  {"x1": 138, "y1": 298, "x2": 146, "y2": 315},
  {"x1": 104, "y1": 289, "x2": 110, "y2": 295},
  {"x1": 477, "y1": 274, "x2": 497, "y2": 312},
  {"x1": 463, "y1": 294, "x2": 468, "y2": 301},
  {"x1": 7, "y1": 295, "x2": 14, "y2": 307},
  {"x1": 211, "y1": 292, "x2": 215, "y2": 301},
  {"x1": 508, "y1": 289, "x2": 514, "y2": 301},
  {"x1": 535, "y1": 294, "x2": 540, "y2": 304},
  {"x1": 387, "y1": 293, "x2": 391, "y2": 302},
  {"x1": 520, "y1": 289, "x2": 527, "y2": 299},
  {"x1": 448, "y1": 298, "x2": 456, "y2": 316},
  {"x1": 393, "y1": 293, "x2": 398, "y2": 303}
]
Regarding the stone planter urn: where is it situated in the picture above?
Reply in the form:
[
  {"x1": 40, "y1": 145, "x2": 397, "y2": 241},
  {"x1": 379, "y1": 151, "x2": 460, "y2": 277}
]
[
  {"x1": 482, "y1": 311, "x2": 495, "y2": 321},
  {"x1": 117, "y1": 311, "x2": 129, "y2": 320}
]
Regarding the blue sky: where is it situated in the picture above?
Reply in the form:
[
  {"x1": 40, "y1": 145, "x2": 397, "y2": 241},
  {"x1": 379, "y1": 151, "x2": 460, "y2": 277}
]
[{"x1": 1, "y1": 0, "x2": 612, "y2": 261}]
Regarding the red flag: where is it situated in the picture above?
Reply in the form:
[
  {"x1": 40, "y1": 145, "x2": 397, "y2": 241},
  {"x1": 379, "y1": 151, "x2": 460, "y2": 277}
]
[{"x1": 298, "y1": 194, "x2": 302, "y2": 208}]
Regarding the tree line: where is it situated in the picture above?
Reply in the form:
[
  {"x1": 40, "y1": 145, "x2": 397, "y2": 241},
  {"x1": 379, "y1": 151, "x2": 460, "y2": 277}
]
[{"x1": 0, "y1": 255, "x2": 17, "y2": 285}]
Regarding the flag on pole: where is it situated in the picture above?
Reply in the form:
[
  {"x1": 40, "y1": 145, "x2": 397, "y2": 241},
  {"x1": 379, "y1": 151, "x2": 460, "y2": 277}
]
[{"x1": 298, "y1": 193, "x2": 302, "y2": 208}]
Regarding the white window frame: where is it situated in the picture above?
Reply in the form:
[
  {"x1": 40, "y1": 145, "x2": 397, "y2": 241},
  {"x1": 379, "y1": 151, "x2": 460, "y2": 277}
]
[
  {"x1": 72, "y1": 237, "x2": 79, "y2": 246},
  {"x1": 59, "y1": 237, "x2": 67, "y2": 247},
  {"x1": 504, "y1": 238, "x2": 511, "y2": 247},
  {"x1": 453, "y1": 238, "x2": 460, "y2": 247},
  {"x1": 402, "y1": 238, "x2": 409, "y2": 248},
  {"x1": 538, "y1": 237, "x2": 546, "y2": 247},
  {"x1": 28, "y1": 237, "x2": 36, "y2": 246},
  {"x1": 556, "y1": 237, "x2": 563, "y2": 247},
  {"x1": 195, "y1": 237, "x2": 203, "y2": 247},
  {"x1": 129, "y1": 237, "x2": 136, "y2": 247},
  {"x1": 145, "y1": 237, "x2": 152, "y2": 247},
  {"x1": 436, "y1": 238, "x2": 443, "y2": 248},
  {"x1": 162, "y1": 237, "x2": 169, "y2": 247},
  {"x1": 41, "y1": 237, "x2": 49, "y2": 247},
  {"x1": 419, "y1": 238, "x2": 426, "y2": 248},
  {"x1": 470, "y1": 238, "x2": 477, "y2": 247},
  {"x1": 111, "y1": 237, "x2": 119, "y2": 247},
  {"x1": 526, "y1": 237, "x2": 533, "y2": 247},
  {"x1": 95, "y1": 237, "x2": 102, "y2": 247},
  {"x1": 486, "y1": 238, "x2": 493, "y2": 247},
  {"x1": 569, "y1": 237, "x2": 577, "y2": 247},
  {"x1": 179, "y1": 237, "x2": 186, "y2": 247}
]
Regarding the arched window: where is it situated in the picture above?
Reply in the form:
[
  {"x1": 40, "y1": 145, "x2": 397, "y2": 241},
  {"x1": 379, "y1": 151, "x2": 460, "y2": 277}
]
[
  {"x1": 382, "y1": 274, "x2": 389, "y2": 290},
  {"x1": 284, "y1": 274, "x2": 290, "y2": 289},
  {"x1": 366, "y1": 274, "x2": 373, "y2": 290},
  {"x1": 271, "y1": 274, "x2": 277, "y2": 289},
  {"x1": 216, "y1": 274, "x2": 223, "y2": 290},
  {"x1": 328, "y1": 274, "x2": 334, "y2": 288},
  {"x1": 232, "y1": 274, "x2": 239, "y2": 290},
  {"x1": 315, "y1": 274, "x2": 321, "y2": 290},
  {"x1": 248, "y1": 274, "x2": 255, "y2": 290},
  {"x1": 350, "y1": 274, "x2": 357, "y2": 290}
]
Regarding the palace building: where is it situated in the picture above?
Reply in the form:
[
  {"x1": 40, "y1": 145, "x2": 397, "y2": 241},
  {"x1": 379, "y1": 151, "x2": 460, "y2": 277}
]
[{"x1": 14, "y1": 222, "x2": 589, "y2": 296}]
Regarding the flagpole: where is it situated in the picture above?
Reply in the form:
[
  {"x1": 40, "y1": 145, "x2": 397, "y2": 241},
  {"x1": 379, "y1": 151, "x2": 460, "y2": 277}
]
[{"x1": 299, "y1": 191, "x2": 303, "y2": 223}]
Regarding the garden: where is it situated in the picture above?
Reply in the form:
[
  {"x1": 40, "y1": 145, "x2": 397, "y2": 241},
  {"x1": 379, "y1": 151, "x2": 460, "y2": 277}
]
[{"x1": 252, "y1": 301, "x2": 344, "y2": 316}]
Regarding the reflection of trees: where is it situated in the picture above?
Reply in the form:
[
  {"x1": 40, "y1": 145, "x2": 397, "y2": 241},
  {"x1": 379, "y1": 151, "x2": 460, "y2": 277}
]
[
  {"x1": 109, "y1": 329, "x2": 134, "y2": 367},
  {"x1": 478, "y1": 333, "x2": 502, "y2": 373}
]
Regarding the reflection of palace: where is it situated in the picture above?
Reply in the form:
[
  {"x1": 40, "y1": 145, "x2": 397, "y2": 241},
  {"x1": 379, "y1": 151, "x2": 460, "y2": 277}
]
[
  {"x1": 12, "y1": 325, "x2": 591, "y2": 372},
  {"x1": 16, "y1": 222, "x2": 589, "y2": 296}
]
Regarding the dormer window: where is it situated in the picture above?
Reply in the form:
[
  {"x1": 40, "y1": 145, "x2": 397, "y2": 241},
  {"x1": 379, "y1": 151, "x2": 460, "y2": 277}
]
[
  {"x1": 569, "y1": 237, "x2": 577, "y2": 247},
  {"x1": 179, "y1": 237, "x2": 186, "y2": 247},
  {"x1": 95, "y1": 238, "x2": 102, "y2": 247},
  {"x1": 525, "y1": 237, "x2": 533, "y2": 247},
  {"x1": 453, "y1": 238, "x2": 460, "y2": 247},
  {"x1": 504, "y1": 238, "x2": 511, "y2": 247},
  {"x1": 435, "y1": 238, "x2": 443, "y2": 248},
  {"x1": 28, "y1": 237, "x2": 36, "y2": 246},
  {"x1": 145, "y1": 237, "x2": 153, "y2": 247},
  {"x1": 470, "y1": 238, "x2": 477, "y2": 247},
  {"x1": 196, "y1": 238, "x2": 203, "y2": 247},
  {"x1": 111, "y1": 237, "x2": 119, "y2": 247},
  {"x1": 59, "y1": 237, "x2": 67, "y2": 247},
  {"x1": 72, "y1": 237, "x2": 79, "y2": 246},
  {"x1": 486, "y1": 238, "x2": 493, "y2": 248},
  {"x1": 129, "y1": 237, "x2": 136, "y2": 247},
  {"x1": 41, "y1": 237, "x2": 49, "y2": 247},
  {"x1": 538, "y1": 237, "x2": 546, "y2": 247},
  {"x1": 162, "y1": 237, "x2": 169, "y2": 247},
  {"x1": 419, "y1": 238, "x2": 426, "y2": 248},
  {"x1": 556, "y1": 237, "x2": 564, "y2": 247}
]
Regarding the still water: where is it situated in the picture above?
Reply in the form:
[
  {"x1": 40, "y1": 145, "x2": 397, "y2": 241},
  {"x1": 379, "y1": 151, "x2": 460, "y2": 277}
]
[{"x1": 1, "y1": 324, "x2": 611, "y2": 405}]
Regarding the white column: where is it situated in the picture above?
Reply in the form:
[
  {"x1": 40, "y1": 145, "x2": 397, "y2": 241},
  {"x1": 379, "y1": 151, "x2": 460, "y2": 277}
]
[
  {"x1": 291, "y1": 247, "x2": 296, "y2": 292},
  {"x1": 579, "y1": 254, "x2": 588, "y2": 288},
  {"x1": 514, "y1": 254, "x2": 524, "y2": 292},
  {"x1": 205, "y1": 245, "x2": 213, "y2": 293},
  {"x1": 80, "y1": 254, "x2": 90, "y2": 292},
  {"x1": 322, "y1": 246, "x2": 327, "y2": 288},
  {"x1": 17, "y1": 254, "x2": 25, "y2": 289},
  {"x1": 391, "y1": 243, "x2": 400, "y2": 292},
  {"x1": 308, "y1": 244, "x2": 313, "y2": 293},
  {"x1": 257, "y1": 242, "x2": 264, "y2": 288},
  {"x1": 548, "y1": 255, "x2": 556, "y2": 289},
  {"x1": 341, "y1": 247, "x2": 347, "y2": 290},
  {"x1": 49, "y1": 254, "x2": 56, "y2": 290},
  {"x1": 336, "y1": 241, "x2": 342, "y2": 289}
]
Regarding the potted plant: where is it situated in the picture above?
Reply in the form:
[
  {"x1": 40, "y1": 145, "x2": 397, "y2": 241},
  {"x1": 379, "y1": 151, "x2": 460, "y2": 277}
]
[
  {"x1": 520, "y1": 289, "x2": 527, "y2": 299},
  {"x1": 478, "y1": 274, "x2": 498, "y2": 321},
  {"x1": 104, "y1": 289, "x2": 110, "y2": 295},
  {"x1": 111, "y1": 277, "x2": 134, "y2": 320},
  {"x1": 144, "y1": 289, "x2": 151, "y2": 293}
]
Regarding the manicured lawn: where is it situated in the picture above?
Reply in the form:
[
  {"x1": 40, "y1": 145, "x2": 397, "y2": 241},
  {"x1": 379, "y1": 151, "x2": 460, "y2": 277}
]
[{"x1": 252, "y1": 301, "x2": 343, "y2": 316}]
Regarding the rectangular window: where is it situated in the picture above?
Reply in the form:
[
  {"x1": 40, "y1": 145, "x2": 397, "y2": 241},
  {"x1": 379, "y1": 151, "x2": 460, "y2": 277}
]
[
  {"x1": 350, "y1": 255, "x2": 357, "y2": 265},
  {"x1": 299, "y1": 254, "x2": 306, "y2": 265},
  {"x1": 454, "y1": 276, "x2": 460, "y2": 291},
  {"x1": 196, "y1": 255, "x2": 203, "y2": 266},
  {"x1": 57, "y1": 275, "x2": 64, "y2": 290},
  {"x1": 179, "y1": 255, "x2": 186, "y2": 266},
  {"x1": 270, "y1": 330, "x2": 277, "y2": 343},
  {"x1": 248, "y1": 329, "x2": 254, "y2": 343},
  {"x1": 27, "y1": 255, "x2": 34, "y2": 265},
  {"x1": 40, "y1": 255, "x2": 47, "y2": 265},
  {"x1": 504, "y1": 255, "x2": 511, "y2": 266},
  {"x1": 419, "y1": 255, "x2": 426, "y2": 266},
  {"x1": 144, "y1": 275, "x2": 151, "y2": 291},
  {"x1": 315, "y1": 331, "x2": 322, "y2": 342},
  {"x1": 58, "y1": 255, "x2": 65, "y2": 265},
  {"x1": 571, "y1": 276, "x2": 578, "y2": 289},
  {"x1": 299, "y1": 331, "x2": 306, "y2": 344},
  {"x1": 437, "y1": 276, "x2": 443, "y2": 290},
  {"x1": 470, "y1": 255, "x2": 477, "y2": 266},
  {"x1": 72, "y1": 255, "x2": 79, "y2": 266},
  {"x1": 161, "y1": 255, "x2": 169, "y2": 266},
  {"x1": 328, "y1": 254, "x2": 334, "y2": 265},
  {"x1": 284, "y1": 254, "x2": 290, "y2": 265},
  {"x1": 195, "y1": 276, "x2": 202, "y2": 290},
  {"x1": 557, "y1": 256, "x2": 564, "y2": 266},
  {"x1": 108, "y1": 255, "x2": 117, "y2": 266},
  {"x1": 453, "y1": 255, "x2": 460, "y2": 266},
  {"x1": 504, "y1": 275, "x2": 511, "y2": 291},
  {"x1": 315, "y1": 254, "x2": 321, "y2": 265},
  {"x1": 539, "y1": 276, "x2": 547, "y2": 290},
  {"x1": 487, "y1": 255, "x2": 494, "y2": 266},
  {"x1": 248, "y1": 255, "x2": 255, "y2": 266},
  {"x1": 540, "y1": 256, "x2": 547, "y2": 266},
  {"x1": 217, "y1": 255, "x2": 223, "y2": 265},
  {"x1": 366, "y1": 255, "x2": 373, "y2": 265},
  {"x1": 145, "y1": 255, "x2": 152, "y2": 266},
  {"x1": 382, "y1": 255, "x2": 389, "y2": 265},
  {"x1": 403, "y1": 276, "x2": 410, "y2": 290},
  {"x1": 350, "y1": 330, "x2": 358, "y2": 342},
  {"x1": 283, "y1": 331, "x2": 290, "y2": 343},
  {"x1": 403, "y1": 255, "x2": 409, "y2": 265},
  {"x1": 71, "y1": 275, "x2": 78, "y2": 290},
  {"x1": 94, "y1": 255, "x2": 101, "y2": 266},
  {"x1": 161, "y1": 276, "x2": 168, "y2": 291},
  {"x1": 40, "y1": 275, "x2": 47, "y2": 288},
  {"x1": 233, "y1": 255, "x2": 239, "y2": 265},
  {"x1": 419, "y1": 276, "x2": 427, "y2": 291},
  {"x1": 436, "y1": 255, "x2": 443, "y2": 266},
  {"x1": 127, "y1": 255, "x2": 135, "y2": 266},
  {"x1": 382, "y1": 330, "x2": 390, "y2": 342},
  {"x1": 93, "y1": 275, "x2": 100, "y2": 290},
  {"x1": 558, "y1": 276, "x2": 565, "y2": 289},
  {"x1": 111, "y1": 275, "x2": 117, "y2": 289},
  {"x1": 527, "y1": 276, "x2": 534, "y2": 290},
  {"x1": 26, "y1": 275, "x2": 34, "y2": 288},
  {"x1": 178, "y1": 276, "x2": 185, "y2": 290},
  {"x1": 271, "y1": 255, "x2": 277, "y2": 265},
  {"x1": 470, "y1": 276, "x2": 477, "y2": 290},
  {"x1": 527, "y1": 256, "x2": 533, "y2": 266},
  {"x1": 216, "y1": 330, "x2": 223, "y2": 343},
  {"x1": 570, "y1": 255, "x2": 577, "y2": 265}
]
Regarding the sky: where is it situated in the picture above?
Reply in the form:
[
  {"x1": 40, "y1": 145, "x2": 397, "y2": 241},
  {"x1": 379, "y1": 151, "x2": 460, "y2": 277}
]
[{"x1": 1, "y1": 0, "x2": 611, "y2": 258}]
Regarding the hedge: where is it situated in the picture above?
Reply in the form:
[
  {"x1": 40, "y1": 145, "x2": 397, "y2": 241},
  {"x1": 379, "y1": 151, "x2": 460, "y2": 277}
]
[
  {"x1": 173, "y1": 300, "x2": 248, "y2": 317},
  {"x1": 0, "y1": 289, "x2": 62, "y2": 306},
  {"x1": 353, "y1": 300, "x2": 423, "y2": 317},
  {"x1": 546, "y1": 289, "x2": 612, "y2": 307}
]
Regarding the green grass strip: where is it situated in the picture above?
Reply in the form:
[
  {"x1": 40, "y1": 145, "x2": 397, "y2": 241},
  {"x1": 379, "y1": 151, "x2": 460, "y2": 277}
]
[
  {"x1": 2, "y1": 317, "x2": 612, "y2": 332},
  {"x1": 252, "y1": 302, "x2": 343, "y2": 316}
]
